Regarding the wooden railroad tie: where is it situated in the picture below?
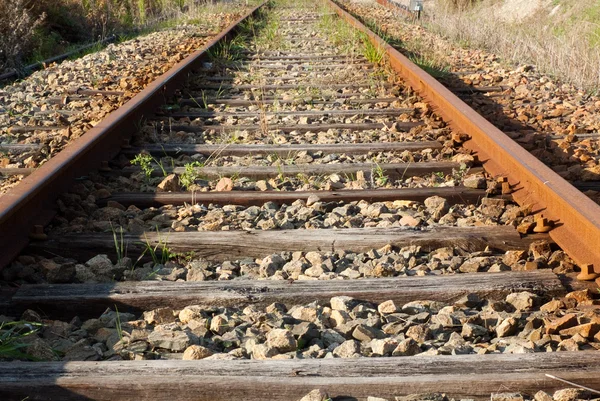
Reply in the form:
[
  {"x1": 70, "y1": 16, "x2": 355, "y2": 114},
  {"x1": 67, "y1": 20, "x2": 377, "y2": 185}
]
[
  {"x1": 98, "y1": 187, "x2": 496, "y2": 208},
  {"x1": 2, "y1": 352, "x2": 600, "y2": 401},
  {"x1": 27, "y1": 226, "x2": 549, "y2": 263}
]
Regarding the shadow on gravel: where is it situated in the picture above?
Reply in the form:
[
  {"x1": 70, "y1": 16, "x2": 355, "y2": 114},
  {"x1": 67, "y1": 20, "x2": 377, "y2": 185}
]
[
  {"x1": 0, "y1": 380, "x2": 96, "y2": 401},
  {"x1": 1, "y1": 281, "x2": 122, "y2": 400},
  {"x1": 438, "y1": 72, "x2": 600, "y2": 185},
  {"x1": 337, "y1": 1, "x2": 600, "y2": 190}
]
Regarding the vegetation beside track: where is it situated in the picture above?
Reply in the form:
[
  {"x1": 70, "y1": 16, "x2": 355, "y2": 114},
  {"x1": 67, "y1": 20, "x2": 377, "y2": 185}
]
[
  {"x1": 0, "y1": 0, "x2": 254, "y2": 77},
  {"x1": 426, "y1": 0, "x2": 600, "y2": 92}
]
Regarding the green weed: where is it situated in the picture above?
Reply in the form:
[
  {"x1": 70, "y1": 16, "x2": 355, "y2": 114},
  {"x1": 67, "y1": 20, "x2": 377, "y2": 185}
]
[
  {"x1": 131, "y1": 153, "x2": 167, "y2": 179},
  {"x1": 131, "y1": 153, "x2": 154, "y2": 179},
  {"x1": 138, "y1": 229, "x2": 173, "y2": 266},
  {"x1": 110, "y1": 223, "x2": 125, "y2": 265},
  {"x1": 179, "y1": 161, "x2": 205, "y2": 190},
  {"x1": 361, "y1": 34, "x2": 385, "y2": 64},
  {"x1": 409, "y1": 54, "x2": 450, "y2": 78},
  {"x1": 114, "y1": 305, "x2": 123, "y2": 341},
  {"x1": 208, "y1": 33, "x2": 247, "y2": 64},
  {"x1": 373, "y1": 163, "x2": 388, "y2": 186},
  {"x1": 0, "y1": 321, "x2": 43, "y2": 361},
  {"x1": 318, "y1": 14, "x2": 361, "y2": 54}
]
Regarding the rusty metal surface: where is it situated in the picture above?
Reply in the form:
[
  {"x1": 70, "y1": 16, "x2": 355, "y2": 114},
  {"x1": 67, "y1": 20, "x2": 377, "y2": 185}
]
[
  {"x1": 0, "y1": 2, "x2": 266, "y2": 270},
  {"x1": 328, "y1": 0, "x2": 600, "y2": 272}
]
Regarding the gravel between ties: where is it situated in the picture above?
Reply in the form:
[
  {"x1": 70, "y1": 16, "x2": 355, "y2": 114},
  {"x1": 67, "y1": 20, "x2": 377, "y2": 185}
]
[
  {"x1": 0, "y1": 4, "x2": 587, "y2": 380},
  {"x1": 0, "y1": 7, "x2": 249, "y2": 194},
  {"x1": 9, "y1": 288, "x2": 600, "y2": 365},
  {"x1": 298, "y1": 388, "x2": 599, "y2": 401},
  {"x1": 337, "y1": 0, "x2": 600, "y2": 204},
  {"x1": 3, "y1": 4, "x2": 577, "y2": 285}
]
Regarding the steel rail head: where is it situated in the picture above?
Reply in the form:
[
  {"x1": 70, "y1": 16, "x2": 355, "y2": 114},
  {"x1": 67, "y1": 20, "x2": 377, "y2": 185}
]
[
  {"x1": 0, "y1": 1, "x2": 267, "y2": 270},
  {"x1": 325, "y1": 0, "x2": 600, "y2": 272}
]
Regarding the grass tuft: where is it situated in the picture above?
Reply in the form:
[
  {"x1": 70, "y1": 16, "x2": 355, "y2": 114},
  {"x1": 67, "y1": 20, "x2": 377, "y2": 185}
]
[
  {"x1": 361, "y1": 33, "x2": 385, "y2": 64},
  {"x1": 0, "y1": 321, "x2": 43, "y2": 361}
]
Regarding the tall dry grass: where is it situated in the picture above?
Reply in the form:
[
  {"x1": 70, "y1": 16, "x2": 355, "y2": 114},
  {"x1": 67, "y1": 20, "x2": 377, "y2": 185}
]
[
  {"x1": 0, "y1": 0, "x2": 226, "y2": 74},
  {"x1": 0, "y1": 0, "x2": 45, "y2": 71},
  {"x1": 426, "y1": 0, "x2": 600, "y2": 91}
]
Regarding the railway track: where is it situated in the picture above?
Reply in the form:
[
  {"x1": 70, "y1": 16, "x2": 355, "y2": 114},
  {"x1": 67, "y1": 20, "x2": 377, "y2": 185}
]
[
  {"x1": 370, "y1": 0, "x2": 600, "y2": 198},
  {"x1": 2, "y1": 0, "x2": 600, "y2": 400}
]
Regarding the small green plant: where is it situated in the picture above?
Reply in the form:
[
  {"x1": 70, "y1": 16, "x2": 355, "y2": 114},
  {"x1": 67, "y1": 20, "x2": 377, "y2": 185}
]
[
  {"x1": 184, "y1": 91, "x2": 209, "y2": 110},
  {"x1": 0, "y1": 321, "x2": 43, "y2": 360},
  {"x1": 110, "y1": 223, "x2": 125, "y2": 265},
  {"x1": 318, "y1": 13, "x2": 362, "y2": 54},
  {"x1": 200, "y1": 91, "x2": 209, "y2": 109},
  {"x1": 373, "y1": 163, "x2": 389, "y2": 186},
  {"x1": 255, "y1": 17, "x2": 282, "y2": 49},
  {"x1": 222, "y1": 132, "x2": 241, "y2": 144},
  {"x1": 179, "y1": 161, "x2": 205, "y2": 190},
  {"x1": 155, "y1": 158, "x2": 167, "y2": 177},
  {"x1": 451, "y1": 162, "x2": 469, "y2": 181},
  {"x1": 117, "y1": 33, "x2": 134, "y2": 43},
  {"x1": 114, "y1": 305, "x2": 123, "y2": 341},
  {"x1": 208, "y1": 33, "x2": 247, "y2": 64},
  {"x1": 274, "y1": 161, "x2": 286, "y2": 180},
  {"x1": 131, "y1": 153, "x2": 154, "y2": 179},
  {"x1": 131, "y1": 153, "x2": 167, "y2": 179},
  {"x1": 173, "y1": 251, "x2": 196, "y2": 265},
  {"x1": 296, "y1": 173, "x2": 311, "y2": 186},
  {"x1": 361, "y1": 34, "x2": 385, "y2": 64},
  {"x1": 409, "y1": 54, "x2": 450, "y2": 78},
  {"x1": 138, "y1": 229, "x2": 173, "y2": 266},
  {"x1": 228, "y1": 171, "x2": 240, "y2": 183},
  {"x1": 344, "y1": 172, "x2": 357, "y2": 182}
]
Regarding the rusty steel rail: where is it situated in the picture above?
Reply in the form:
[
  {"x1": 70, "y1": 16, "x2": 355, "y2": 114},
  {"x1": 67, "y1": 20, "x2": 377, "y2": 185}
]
[
  {"x1": 0, "y1": 2, "x2": 266, "y2": 270},
  {"x1": 327, "y1": 0, "x2": 600, "y2": 272}
]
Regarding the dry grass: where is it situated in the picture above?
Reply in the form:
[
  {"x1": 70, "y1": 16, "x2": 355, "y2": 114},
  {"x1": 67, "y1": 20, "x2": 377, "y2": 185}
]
[
  {"x1": 426, "y1": 0, "x2": 600, "y2": 91},
  {"x1": 0, "y1": 0, "x2": 45, "y2": 71},
  {"x1": 1, "y1": 0, "x2": 244, "y2": 74}
]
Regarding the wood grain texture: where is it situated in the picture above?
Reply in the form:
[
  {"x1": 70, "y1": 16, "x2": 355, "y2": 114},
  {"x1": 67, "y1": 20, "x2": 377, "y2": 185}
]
[
  {"x1": 67, "y1": 88, "x2": 124, "y2": 96},
  {"x1": 0, "y1": 168, "x2": 34, "y2": 177},
  {"x1": 124, "y1": 141, "x2": 442, "y2": 157},
  {"x1": 120, "y1": 161, "x2": 459, "y2": 179},
  {"x1": 245, "y1": 59, "x2": 369, "y2": 65},
  {"x1": 239, "y1": 53, "x2": 355, "y2": 60},
  {"x1": 180, "y1": 96, "x2": 399, "y2": 107},
  {"x1": 167, "y1": 108, "x2": 412, "y2": 119},
  {"x1": 98, "y1": 187, "x2": 492, "y2": 208},
  {"x1": 216, "y1": 63, "x2": 374, "y2": 71},
  {"x1": 193, "y1": 83, "x2": 393, "y2": 91},
  {"x1": 28, "y1": 226, "x2": 548, "y2": 262},
  {"x1": 1, "y1": 352, "x2": 599, "y2": 401},
  {"x1": 9, "y1": 270, "x2": 563, "y2": 319},
  {"x1": 169, "y1": 121, "x2": 421, "y2": 133},
  {"x1": 0, "y1": 144, "x2": 42, "y2": 153},
  {"x1": 202, "y1": 74, "x2": 370, "y2": 82},
  {"x1": 8, "y1": 126, "x2": 67, "y2": 134},
  {"x1": 448, "y1": 85, "x2": 509, "y2": 93}
]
